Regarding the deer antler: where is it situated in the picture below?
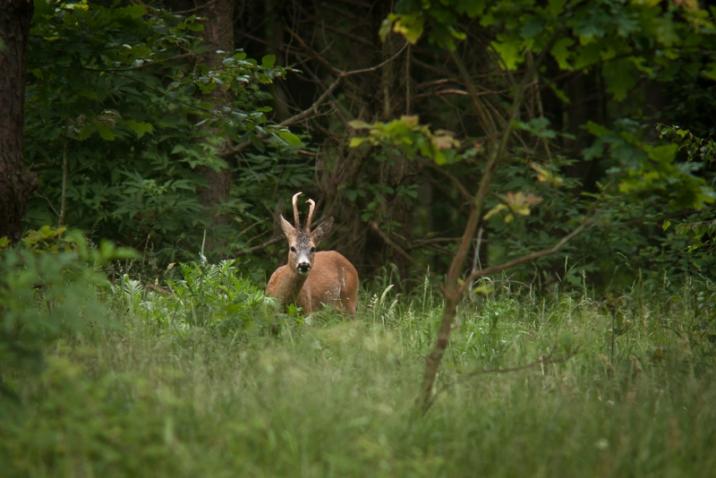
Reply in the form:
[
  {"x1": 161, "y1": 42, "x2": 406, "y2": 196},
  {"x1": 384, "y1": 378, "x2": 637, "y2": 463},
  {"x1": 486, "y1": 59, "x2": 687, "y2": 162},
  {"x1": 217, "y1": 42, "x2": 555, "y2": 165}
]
[
  {"x1": 291, "y1": 192, "x2": 303, "y2": 227},
  {"x1": 305, "y1": 198, "x2": 316, "y2": 231}
]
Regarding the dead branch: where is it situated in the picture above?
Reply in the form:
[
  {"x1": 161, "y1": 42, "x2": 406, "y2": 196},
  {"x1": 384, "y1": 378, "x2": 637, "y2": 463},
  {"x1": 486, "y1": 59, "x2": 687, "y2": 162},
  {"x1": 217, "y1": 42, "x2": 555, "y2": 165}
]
[
  {"x1": 460, "y1": 219, "x2": 594, "y2": 296},
  {"x1": 425, "y1": 163, "x2": 473, "y2": 202},
  {"x1": 235, "y1": 236, "x2": 283, "y2": 255},
  {"x1": 369, "y1": 221, "x2": 415, "y2": 264},
  {"x1": 223, "y1": 33, "x2": 408, "y2": 158}
]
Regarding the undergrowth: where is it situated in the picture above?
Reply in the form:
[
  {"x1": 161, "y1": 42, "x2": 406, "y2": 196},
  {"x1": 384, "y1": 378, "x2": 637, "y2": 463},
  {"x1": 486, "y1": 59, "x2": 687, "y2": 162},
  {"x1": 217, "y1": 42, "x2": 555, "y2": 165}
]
[{"x1": 1, "y1": 253, "x2": 715, "y2": 477}]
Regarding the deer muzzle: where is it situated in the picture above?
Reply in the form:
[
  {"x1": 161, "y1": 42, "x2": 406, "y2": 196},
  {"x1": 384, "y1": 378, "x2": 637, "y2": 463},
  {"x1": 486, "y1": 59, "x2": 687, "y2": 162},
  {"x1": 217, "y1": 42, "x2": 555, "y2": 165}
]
[{"x1": 297, "y1": 261, "x2": 311, "y2": 274}]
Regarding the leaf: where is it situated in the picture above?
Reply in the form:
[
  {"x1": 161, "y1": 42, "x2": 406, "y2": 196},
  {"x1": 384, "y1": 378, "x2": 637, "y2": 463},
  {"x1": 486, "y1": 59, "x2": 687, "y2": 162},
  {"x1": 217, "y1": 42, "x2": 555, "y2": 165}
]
[
  {"x1": 400, "y1": 115, "x2": 419, "y2": 127},
  {"x1": 485, "y1": 203, "x2": 508, "y2": 220},
  {"x1": 584, "y1": 121, "x2": 611, "y2": 137},
  {"x1": 348, "y1": 119, "x2": 372, "y2": 129},
  {"x1": 644, "y1": 143, "x2": 678, "y2": 165},
  {"x1": 491, "y1": 39, "x2": 523, "y2": 70},
  {"x1": 517, "y1": 117, "x2": 556, "y2": 139},
  {"x1": 582, "y1": 140, "x2": 605, "y2": 161},
  {"x1": 550, "y1": 37, "x2": 574, "y2": 70},
  {"x1": 473, "y1": 281, "x2": 495, "y2": 296},
  {"x1": 530, "y1": 162, "x2": 564, "y2": 187},
  {"x1": 96, "y1": 123, "x2": 117, "y2": 141},
  {"x1": 502, "y1": 191, "x2": 543, "y2": 216},
  {"x1": 573, "y1": 43, "x2": 602, "y2": 69},
  {"x1": 261, "y1": 54, "x2": 276, "y2": 68},
  {"x1": 547, "y1": 0, "x2": 566, "y2": 16},
  {"x1": 392, "y1": 13, "x2": 424, "y2": 45},
  {"x1": 603, "y1": 58, "x2": 638, "y2": 101},
  {"x1": 379, "y1": 17, "x2": 395, "y2": 42},
  {"x1": 276, "y1": 130, "x2": 302, "y2": 147},
  {"x1": 702, "y1": 62, "x2": 716, "y2": 81},
  {"x1": 349, "y1": 137, "x2": 368, "y2": 148},
  {"x1": 456, "y1": 0, "x2": 486, "y2": 17},
  {"x1": 520, "y1": 15, "x2": 544, "y2": 39},
  {"x1": 124, "y1": 120, "x2": 154, "y2": 138},
  {"x1": 431, "y1": 129, "x2": 460, "y2": 150}
]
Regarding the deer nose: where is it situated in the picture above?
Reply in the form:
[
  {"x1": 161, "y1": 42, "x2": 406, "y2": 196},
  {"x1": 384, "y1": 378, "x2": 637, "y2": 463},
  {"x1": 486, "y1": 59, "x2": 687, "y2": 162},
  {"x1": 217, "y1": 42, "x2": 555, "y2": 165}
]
[{"x1": 297, "y1": 262, "x2": 311, "y2": 274}]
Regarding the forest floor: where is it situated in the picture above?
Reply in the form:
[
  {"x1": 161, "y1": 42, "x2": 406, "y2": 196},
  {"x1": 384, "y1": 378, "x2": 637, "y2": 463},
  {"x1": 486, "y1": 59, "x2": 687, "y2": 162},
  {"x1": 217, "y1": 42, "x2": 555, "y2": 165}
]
[{"x1": 2, "y1": 269, "x2": 715, "y2": 477}]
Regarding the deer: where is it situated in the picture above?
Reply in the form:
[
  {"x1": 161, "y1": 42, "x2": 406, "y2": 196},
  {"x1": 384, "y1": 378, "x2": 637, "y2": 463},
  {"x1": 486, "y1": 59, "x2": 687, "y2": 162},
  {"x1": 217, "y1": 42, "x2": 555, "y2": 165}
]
[{"x1": 266, "y1": 192, "x2": 359, "y2": 316}]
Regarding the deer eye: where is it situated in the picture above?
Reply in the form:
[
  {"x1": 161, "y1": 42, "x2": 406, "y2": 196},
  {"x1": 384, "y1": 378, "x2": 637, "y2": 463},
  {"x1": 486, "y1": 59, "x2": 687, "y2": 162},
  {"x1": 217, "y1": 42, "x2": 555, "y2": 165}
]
[
  {"x1": 290, "y1": 246, "x2": 296, "y2": 252},
  {"x1": 310, "y1": 247, "x2": 316, "y2": 253}
]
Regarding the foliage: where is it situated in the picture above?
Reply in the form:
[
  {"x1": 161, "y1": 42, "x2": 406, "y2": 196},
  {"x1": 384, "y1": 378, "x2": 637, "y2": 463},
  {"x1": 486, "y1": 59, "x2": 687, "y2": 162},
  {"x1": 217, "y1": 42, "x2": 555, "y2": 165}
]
[
  {"x1": 0, "y1": 226, "x2": 135, "y2": 395},
  {"x1": 350, "y1": 115, "x2": 462, "y2": 165},
  {"x1": 367, "y1": 0, "x2": 716, "y2": 286},
  {"x1": 116, "y1": 259, "x2": 277, "y2": 335},
  {"x1": 24, "y1": 0, "x2": 307, "y2": 263},
  {"x1": 15, "y1": 0, "x2": 716, "y2": 286}
]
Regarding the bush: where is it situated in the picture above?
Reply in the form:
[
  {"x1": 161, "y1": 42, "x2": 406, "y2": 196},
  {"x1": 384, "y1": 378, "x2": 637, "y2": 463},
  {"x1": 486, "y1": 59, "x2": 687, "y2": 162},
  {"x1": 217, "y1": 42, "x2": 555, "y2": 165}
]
[
  {"x1": 116, "y1": 259, "x2": 278, "y2": 336},
  {"x1": 0, "y1": 227, "x2": 134, "y2": 395}
]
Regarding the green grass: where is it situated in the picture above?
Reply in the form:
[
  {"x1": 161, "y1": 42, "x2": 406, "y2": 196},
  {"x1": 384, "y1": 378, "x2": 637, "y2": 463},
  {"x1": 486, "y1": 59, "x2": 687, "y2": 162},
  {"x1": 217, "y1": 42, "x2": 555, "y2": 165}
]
[{"x1": 2, "y1": 269, "x2": 715, "y2": 477}]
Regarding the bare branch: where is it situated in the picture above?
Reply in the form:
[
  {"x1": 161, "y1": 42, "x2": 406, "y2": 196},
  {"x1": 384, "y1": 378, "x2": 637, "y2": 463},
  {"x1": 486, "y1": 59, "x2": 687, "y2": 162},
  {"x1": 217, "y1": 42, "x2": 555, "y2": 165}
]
[
  {"x1": 425, "y1": 163, "x2": 472, "y2": 202},
  {"x1": 236, "y1": 236, "x2": 283, "y2": 255},
  {"x1": 461, "y1": 219, "x2": 593, "y2": 295},
  {"x1": 369, "y1": 221, "x2": 416, "y2": 264},
  {"x1": 223, "y1": 34, "x2": 408, "y2": 158}
]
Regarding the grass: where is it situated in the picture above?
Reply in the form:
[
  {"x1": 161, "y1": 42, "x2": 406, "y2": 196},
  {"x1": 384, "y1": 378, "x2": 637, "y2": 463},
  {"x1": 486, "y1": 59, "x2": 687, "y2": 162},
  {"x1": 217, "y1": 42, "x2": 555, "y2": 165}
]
[{"x1": 1, "y1": 264, "x2": 715, "y2": 477}]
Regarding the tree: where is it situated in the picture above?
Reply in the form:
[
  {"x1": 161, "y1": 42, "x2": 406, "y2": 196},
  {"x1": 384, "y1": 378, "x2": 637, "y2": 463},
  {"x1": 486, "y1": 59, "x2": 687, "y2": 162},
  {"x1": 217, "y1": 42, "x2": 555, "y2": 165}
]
[
  {"x1": 198, "y1": 0, "x2": 235, "y2": 251},
  {"x1": 0, "y1": 0, "x2": 36, "y2": 240}
]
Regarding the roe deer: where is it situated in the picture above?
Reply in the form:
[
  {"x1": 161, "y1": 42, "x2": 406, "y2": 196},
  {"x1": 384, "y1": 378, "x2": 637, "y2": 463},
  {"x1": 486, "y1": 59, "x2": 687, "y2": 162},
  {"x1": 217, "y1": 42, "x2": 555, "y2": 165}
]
[{"x1": 266, "y1": 192, "x2": 359, "y2": 315}]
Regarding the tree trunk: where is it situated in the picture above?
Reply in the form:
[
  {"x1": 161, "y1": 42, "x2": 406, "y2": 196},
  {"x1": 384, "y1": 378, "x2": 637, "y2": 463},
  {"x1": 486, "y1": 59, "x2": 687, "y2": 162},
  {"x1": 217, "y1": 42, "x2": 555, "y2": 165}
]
[
  {"x1": 0, "y1": 0, "x2": 35, "y2": 240},
  {"x1": 198, "y1": 0, "x2": 234, "y2": 254}
]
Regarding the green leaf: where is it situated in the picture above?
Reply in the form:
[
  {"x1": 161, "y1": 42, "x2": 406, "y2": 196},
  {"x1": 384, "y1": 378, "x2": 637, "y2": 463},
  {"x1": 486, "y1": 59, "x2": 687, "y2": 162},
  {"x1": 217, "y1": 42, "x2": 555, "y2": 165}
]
[
  {"x1": 276, "y1": 130, "x2": 302, "y2": 147},
  {"x1": 644, "y1": 143, "x2": 678, "y2": 165},
  {"x1": 124, "y1": 120, "x2": 154, "y2": 138},
  {"x1": 516, "y1": 117, "x2": 556, "y2": 139},
  {"x1": 491, "y1": 39, "x2": 522, "y2": 70},
  {"x1": 603, "y1": 58, "x2": 638, "y2": 101},
  {"x1": 392, "y1": 13, "x2": 424, "y2": 45},
  {"x1": 550, "y1": 37, "x2": 573, "y2": 70},
  {"x1": 456, "y1": 0, "x2": 486, "y2": 17},
  {"x1": 261, "y1": 54, "x2": 276, "y2": 68},
  {"x1": 379, "y1": 17, "x2": 394, "y2": 42},
  {"x1": 573, "y1": 43, "x2": 601, "y2": 69},
  {"x1": 96, "y1": 123, "x2": 117, "y2": 141},
  {"x1": 520, "y1": 15, "x2": 544, "y2": 39},
  {"x1": 547, "y1": 0, "x2": 566, "y2": 16},
  {"x1": 702, "y1": 62, "x2": 716, "y2": 81},
  {"x1": 349, "y1": 137, "x2": 367, "y2": 148},
  {"x1": 584, "y1": 121, "x2": 611, "y2": 137},
  {"x1": 348, "y1": 120, "x2": 372, "y2": 129}
]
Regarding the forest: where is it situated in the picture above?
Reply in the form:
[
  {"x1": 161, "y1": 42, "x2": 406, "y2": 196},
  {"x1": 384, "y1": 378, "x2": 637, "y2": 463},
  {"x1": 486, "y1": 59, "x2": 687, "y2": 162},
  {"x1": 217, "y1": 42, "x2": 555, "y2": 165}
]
[{"x1": 1, "y1": 0, "x2": 715, "y2": 476}]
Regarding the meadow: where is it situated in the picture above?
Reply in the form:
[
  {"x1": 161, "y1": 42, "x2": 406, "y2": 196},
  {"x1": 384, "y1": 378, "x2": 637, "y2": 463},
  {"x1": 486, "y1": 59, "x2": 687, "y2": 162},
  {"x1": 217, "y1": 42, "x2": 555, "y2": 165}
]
[{"x1": 1, "y1": 259, "x2": 715, "y2": 477}]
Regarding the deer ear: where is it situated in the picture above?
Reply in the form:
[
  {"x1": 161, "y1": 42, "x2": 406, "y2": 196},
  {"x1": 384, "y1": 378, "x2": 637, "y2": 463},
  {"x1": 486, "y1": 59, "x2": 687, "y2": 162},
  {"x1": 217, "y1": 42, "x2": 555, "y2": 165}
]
[
  {"x1": 311, "y1": 216, "x2": 334, "y2": 244},
  {"x1": 279, "y1": 215, "x2": 297, "y2": 239}
]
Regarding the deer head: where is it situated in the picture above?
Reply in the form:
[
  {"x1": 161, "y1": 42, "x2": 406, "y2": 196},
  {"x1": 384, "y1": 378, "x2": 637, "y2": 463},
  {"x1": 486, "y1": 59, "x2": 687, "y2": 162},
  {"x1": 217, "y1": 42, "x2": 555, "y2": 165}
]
[{"x1": 279, "y1": 192, "x2": 334, "y2": 276}]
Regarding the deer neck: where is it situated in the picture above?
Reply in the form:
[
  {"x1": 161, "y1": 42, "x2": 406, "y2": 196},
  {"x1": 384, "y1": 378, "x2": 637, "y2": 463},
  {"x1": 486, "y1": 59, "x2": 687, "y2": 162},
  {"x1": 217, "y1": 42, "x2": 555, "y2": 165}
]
[{"x1": 279, "y1": 267, "x2": 309, "y2": 304}]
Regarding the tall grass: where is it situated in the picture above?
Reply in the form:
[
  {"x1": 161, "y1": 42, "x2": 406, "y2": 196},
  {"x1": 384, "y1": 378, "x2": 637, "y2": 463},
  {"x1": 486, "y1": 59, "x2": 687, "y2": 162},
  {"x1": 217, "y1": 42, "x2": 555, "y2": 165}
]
[{"x1": 1, "y1": 263, "x2": 715, "y2": 477}]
